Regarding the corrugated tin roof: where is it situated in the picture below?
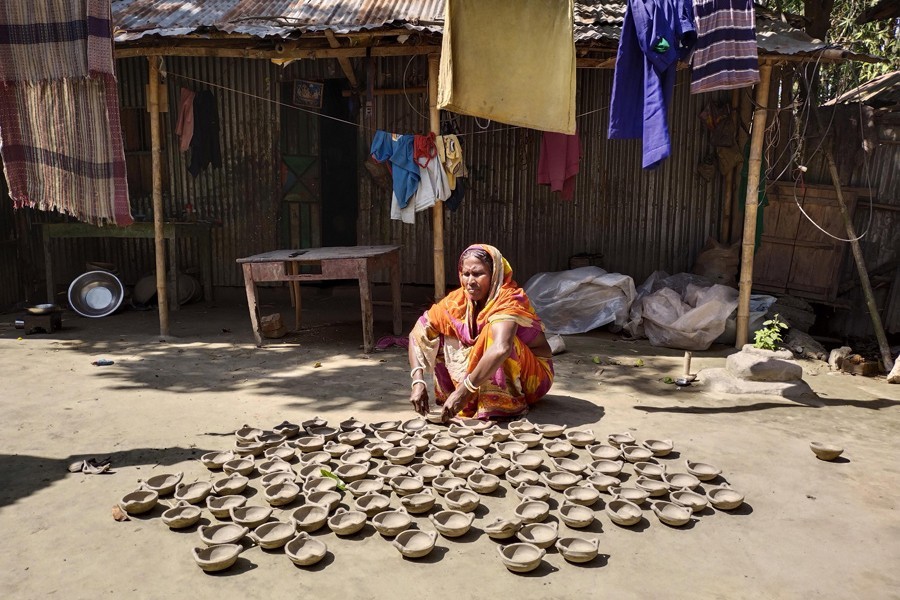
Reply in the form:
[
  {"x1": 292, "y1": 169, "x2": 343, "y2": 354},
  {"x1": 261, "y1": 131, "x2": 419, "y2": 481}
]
[
  {"x1": 112, "y1": 0, "x2": 841, "y2": 56},
  {"x1": 828, "y1": 70, "x2": 900, "y2": 107}
]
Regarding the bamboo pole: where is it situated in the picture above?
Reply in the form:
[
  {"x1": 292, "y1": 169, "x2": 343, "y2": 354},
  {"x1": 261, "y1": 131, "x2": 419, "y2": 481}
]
[
  {"x1": 148, "y1": 56, "x2": 169, "y2": 338},
  {"x1": 735, "y1": 61, "x2": 773, "y2": 348},
  {"x1": 428, "y1": 54, "x2": 445, "y2": 300}
]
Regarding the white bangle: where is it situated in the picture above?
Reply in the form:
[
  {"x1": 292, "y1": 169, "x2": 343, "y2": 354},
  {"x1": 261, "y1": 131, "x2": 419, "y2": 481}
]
[
  {"x1": 410, "y1": 365, "x2": 425, "y2": 377},
  {"x1": 411, "y1": 379, "x2": 427, "y2": 389},
  {"x1": 463, "y1": 376, "x2": 479, "y2": 393}
]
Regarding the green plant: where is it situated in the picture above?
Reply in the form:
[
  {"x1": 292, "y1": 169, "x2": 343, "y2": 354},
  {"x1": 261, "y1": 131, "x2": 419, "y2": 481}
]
[{"x1": 753, "y1": 314, "x2": 788, "y2": 351}]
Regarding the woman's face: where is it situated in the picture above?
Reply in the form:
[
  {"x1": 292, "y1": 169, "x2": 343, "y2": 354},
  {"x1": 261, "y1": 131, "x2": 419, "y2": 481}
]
[{"x1": 460, "y1": 256, "x2": 491, "y2": 305}]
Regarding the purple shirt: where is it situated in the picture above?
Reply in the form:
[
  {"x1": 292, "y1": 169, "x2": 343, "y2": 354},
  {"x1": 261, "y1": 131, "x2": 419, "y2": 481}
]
[{"x1": 608, "y1": 0, "x2": 696, "y2": 169}]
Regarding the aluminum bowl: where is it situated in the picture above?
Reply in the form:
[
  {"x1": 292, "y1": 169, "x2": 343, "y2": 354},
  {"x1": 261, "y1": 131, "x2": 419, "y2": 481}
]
[{"x1": 67, "y1": 271, "x2": 124, "y2": 318}]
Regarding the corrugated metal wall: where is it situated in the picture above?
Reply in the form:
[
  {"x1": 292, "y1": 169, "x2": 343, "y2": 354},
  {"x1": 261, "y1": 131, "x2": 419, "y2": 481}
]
[
  {"x1": 0, "y1": 175, "x2": 20, "y2": 310},
  {"x1": 360, "y1": 56, "x2": 727, "y2": 287}
]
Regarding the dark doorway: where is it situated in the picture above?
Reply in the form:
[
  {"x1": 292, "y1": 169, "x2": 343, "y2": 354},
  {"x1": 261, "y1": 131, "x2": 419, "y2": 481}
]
[{"x1": 319, "y1": 81, "x2": 358, "y2": 247}]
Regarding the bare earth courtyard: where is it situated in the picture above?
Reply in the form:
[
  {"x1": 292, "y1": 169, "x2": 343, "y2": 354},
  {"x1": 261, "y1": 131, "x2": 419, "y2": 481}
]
[{"x1": 1, "y1": 286, "x2": 898, "y2": 600}]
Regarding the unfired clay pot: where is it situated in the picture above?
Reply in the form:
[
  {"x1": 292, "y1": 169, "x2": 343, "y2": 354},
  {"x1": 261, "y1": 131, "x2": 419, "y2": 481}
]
[
  {"x1": 670, "y1": 489, "x2": 708, "y2": 513},
  {"x1": 447, "y1": 425, "x2": 474, "y2": 439},
  {"x1": 401, "y1": 417, "x2": 428, "y2": 434},
  {"x1": 430, "y1": 435, "x2": 459, "y2": 451},
  {"x1": 634, "y1": 461, "x2": 666, "y2": 480},
  {"x1": 455, "y1": 418, "x2": 491, "y2": 433},
  {"x1": 540, "y1": 471, "x2": 581, "y2": 491},
  {"x1": 565, "y1": 429, "x2": 595, "y2": 447},
  {"x1": 462, "y1": 435, "x2": 493, "y2": 450},
  {"x1": 340, "y1": 449, "x2": 372, "y2": 466},
  {"x1": 559, "y1": 502, "x2": 595, "y2": 529},
  {"x1": 430, "y1": 510, "x2": 475, "y2": 538},
  {"x1": 400, "y1": 436, "x2": 429, "y2": 454},
  {"x1": 389, "y1": 475, "x2": 425, "y2": 496},
  {"x1": 606, "y1": 499, "x2": 642, "y2": 527},
  {"x1": 484, "y1": 517, "x2": 523, "y2": 540},
  {"x1": 607, "y1": 432, "x2": 636, "y2": 448},
  {"x1": 161, "y1": 500, "x2": 201, "y2": 529},
  {"x1": 444, "y1": 488, "x2": 480, "y2": 513},
  {"x1": 409, "y1": 463, "x2": 443, "y2": 483},
  {"x1": 484, "y1": 426, "x2": 511, "y2": 443},
  {"x1": 662, "y1": 472, "x2": 701, "y2": 490},
  {"x1": 586, "y1": 444, "x2": 622, "y2": 461},
  {"x1": 337, "y1": 429, "x2": 366, "y2": 447},
  {"x1": 515, "y1": 483, "x2": 552, "y2": 502},
  {"x1": 372, "y1": 508, "x2": 412, "y2": 537},
  {"x1": 333, "y1": 463, "x2": 368, "y2": 482},
  {"x1": 622, "y1": 445, "x2": 654, "y2": 463},
  {"x1": 294, "y1": 436, "x2": 326, "y2": 453},
  {"x1": 375, "y1": 430, "x2": 406, "y2": 446},
  {"x1": 303, "y1": 476, "x2": 338, "y2": 494},
  {"x1": 556, "y1": 537, "x2": 600, "y2": 564},
  {"x1": 454, "y1": 446, "x2": 486, "y2": 462},
  {"x1": 174, "y1": 481, "x2": 212, "y2": 505},
  {"x1": 551, "y1": 457, "x2": 588, "y2": 475},
  {"x1": 510, "y1": 432, "x2": 542, "y2": 449},
  {"x1": 261, "y1": 471, "x2": 297, "y2": 487},
  {"x1": 685, "y1": 460, "x2": 721, "y2": 481},
  {"x1": 365, "y1": 442, "x2": 393, "y2": 458},
  {"x1": 400, "y1": 489, "x2": 436, "y2": 514},
  {"x1": 273, "y1": 420, "x2": 301, "y2": 439},
  {"x1": 301, "y1": 416, "x2": 327, "y2": 430},
  {"x1": 496, "y1": 441, "x2": 527, "y2": 458},
  {"x1": 610, "y1": 486, "x2": 649, "y2": 504},
  {"x1": 423, "y1": 449, "x2": 455, "y2": 466},
  {"x1": 810, "y1": 441, "x2": 844, "y2": 461},
  {"x1": 305, "y1": 490, "x2": 341, "y2": 514},
  {"x1": 370, "y1": 420, "x2": 401, "y2": 432},
  {"x1": 198, "y1": 523, "x2": 248, "y2": 546},
  {"x1": 192, "y1": 544, "x2": 243, "y2": 573},
  {"x1": 339, "y1": 417, "x2": 366, "y2": 432},
  {"x1": 706, "y1": 486, "x2": 745, "y2": 510},
  {"x1": 507, "y1": 419, "x2": 535, "y2": 434},
  {"x1": 327, "y1": 508, "x2": 367, "y2": 536},
  {"x1": 584, "y1": 473, "x2": 621, "y2": 492},
  {"x1": 233, "y1": 441, "x2": 265, "y2": 457},
  {"x1": 355, "y1": 492, "x2": 391, "y2": 518},
  {"x1": 200, "y1": 450, "x2": 236, "y2": 470},
  {"x1": 308, "y1": 426, "x2": 338, "y2": 442},
  {"x1": 372, "y1": 464, "x2": 410, "y2": 479},
  {"x1": 510, "y1": 452, "x2": 543, "y2": 471},
  {"x1": 264, "y1": 482, "x2": 301, "y2": 506},
  {"x1": 298, "y1": 450, "x2": 330, "y2": 466},
  {"x1": 506, "y1": 468, "x2": 541, "y2": 487},
  {"x1": 479, "y1": 456, "x2": 512, "y2": 477},
  {"x1": 543, "y1": 440, "x2": 575, "y2": 458},
  {"x1": 589, "y1": 459, "x2": 624, "y2": 476},
  {"x1": 285, "y1": 532, "x2": 327, "y2": 566},
  {"x1": 514, "y1": 500, "x2": 550, "y2": 524},
  {"x1": 534, "y1": 423, "x2": 567, "y2": 438},
  {"x1": 652, "y1": 501, "x2": 692, "y2": 527},
  {"x1": 563, "y1": 485, "x2": 601, "y2": 506},
  {"x1": 642, "y1": 439, "x2": 674, "y2": 457},
  {"x1": 212, "y1": 474, "x2": 249, "y2": 496},
  {"x1": 323, "y1": 441, "x2": 352, "y2": 458},
  {"x1": 235, "y1": 425, "x2": 263, "y2": 442},
  {"x1": 385, "y1": 446, "x2": 416, "y2": 465},
  {"x1": 258, "y1": 458, "x2": 294, "y2": 476},
  {"x1": 448, "y1": 459, "x2": 480, "y2": 478},
  {"x1": 497, "y1": 543, "x2": 545, "y2": 573},
  {"x1": 230, "y1": 505, "x2": 273, "y2": 528},
  {"x1": 634, "y1": 476, "x2": 670, "y2": 497},
  {"x1": 431, "y1": 475, "x2": 467, "y2": 495},
  {"x1": 291, "y1": 504, "x2": 328, "y2": 533},
  {"x1": 249, "y1": 520, "x2": 295, "y2": 549},
  {"x1": 138, "y1": 472, "x2": 183, "y2": 496},
  {"x1": 206, "y1": 494, "x2": 247, "y2": 518},
  {"x1": 467, "y1": 470, "x2": 501, "y2": 494},
  {"x1": 392, "y1": 530, "x2": 436, "y2": 559},
  {"x1": 517, "y1": 521, "x2": 558, "y2": 549},
  {"x1": 222, "y1": 458, "x2": 254, "y2": 477}
]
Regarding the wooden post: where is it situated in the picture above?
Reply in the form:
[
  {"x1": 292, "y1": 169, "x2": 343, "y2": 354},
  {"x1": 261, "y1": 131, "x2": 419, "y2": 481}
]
[
  {"x1": 428, "y1": 54, "x2": 445, "y2": 299},
  {"x1": 721, "y1": 89, "x2": 741, "y2": 243},
  {"x1": 148, "y1": 56, "x2": 169, "y2": 337},
  {"x1": 735, "y1": 61, "x2": 773, "y2": 348}
]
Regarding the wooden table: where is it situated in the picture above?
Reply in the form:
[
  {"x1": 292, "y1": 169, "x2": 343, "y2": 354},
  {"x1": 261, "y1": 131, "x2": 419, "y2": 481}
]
[
  {"x1": 236, "y1": 245, "x2": 402, "y2": 352},
  {"x1": 42, "y1": 222, "x2": 214, "y2": 309}
]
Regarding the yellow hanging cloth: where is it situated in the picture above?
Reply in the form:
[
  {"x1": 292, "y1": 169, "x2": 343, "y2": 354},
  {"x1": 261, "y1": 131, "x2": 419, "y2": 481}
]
[{"x1": 438, "y1": 0, "x2": 576, "y2": 135}]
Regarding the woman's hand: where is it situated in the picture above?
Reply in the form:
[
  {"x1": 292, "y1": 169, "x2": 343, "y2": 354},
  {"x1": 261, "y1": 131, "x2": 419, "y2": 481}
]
[
  {"x1": 441, "y1": 385, "x2": 473, "y2": 423},
  {"x1": 410, "y1": 383, "x2": 429, "y2": 415}
]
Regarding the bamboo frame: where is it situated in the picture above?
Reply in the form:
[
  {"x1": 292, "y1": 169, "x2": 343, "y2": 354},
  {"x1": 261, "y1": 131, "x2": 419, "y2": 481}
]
[
  {"x1": 148, "y1": 56, "x2": 169, "y2": 337},
  {"x1": 428, "y1": 54, "x2": 445, "y2": 300}
]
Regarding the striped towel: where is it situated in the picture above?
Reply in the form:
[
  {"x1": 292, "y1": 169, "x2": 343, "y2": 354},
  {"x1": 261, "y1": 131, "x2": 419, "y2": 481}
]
[
  {"x1": 690, "y1": 0, "x2": 760, "y2": 94},
  {"x1": 0, "y1": 0, "x2": 131, "y2": 225}
]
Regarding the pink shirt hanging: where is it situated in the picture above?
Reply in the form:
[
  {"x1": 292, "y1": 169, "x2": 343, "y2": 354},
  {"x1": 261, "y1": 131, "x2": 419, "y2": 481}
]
[{"x1": 538, "y1": 130, "x2": 581, "y2": 200}]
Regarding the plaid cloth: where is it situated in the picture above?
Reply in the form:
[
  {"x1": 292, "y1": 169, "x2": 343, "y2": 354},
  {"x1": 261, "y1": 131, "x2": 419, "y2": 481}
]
[
  {"x1": 690, "y1": 0, "x2": 760, "y2": 94},
  {"x1": 0, "y1": 0, "x2": 131, "y2": 225}
]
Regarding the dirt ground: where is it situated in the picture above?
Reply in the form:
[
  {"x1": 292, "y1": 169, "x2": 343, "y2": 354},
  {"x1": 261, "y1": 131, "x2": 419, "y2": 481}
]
[{"x1": 1, "y1": 284, "x2": 898, "y2": 600}]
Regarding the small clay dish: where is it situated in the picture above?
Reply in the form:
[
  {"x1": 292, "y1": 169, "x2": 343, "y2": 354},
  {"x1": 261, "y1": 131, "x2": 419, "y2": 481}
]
[
  {"x1": 634, "y1": 476, "x2": 670, "y2": 497},
  {"x1": 810, "y1": 441, "x2": 844, "y2": 461},
  {"x1": 670, "y1": 489, "x2": 708, "y2": 514},
  {"x1": 467, "y1": 470, "x2": 501, "y2": 494},
  {"x1": 192, "y1": 544, "x2": 243, "y2": 573},
  {"x1": 642, "y1": 439, "x2": 674, "y2": 457},
  {"x1": 634, "y1": 461, "x2": 666, "y2": 480},
  {"x1": 371, "y1": 464, "x2": 410, "y2": 479},
  {"x1": 461, "y1": 434, "x2": 493, "y2": 450},
  {"x1": 418, "y1": 425, "x2": 440, "y2": 440},
  {"x1": 409, "y1": 462, "x2": 443, "y2": 483},
  {"x1": 305, "y1": 490, "x2": 341, "y2": 514},
  {"x1": 558, "y1": 502, "x2": 595, "y2": 529},
  {"x1": 346, "y1": 477, "x2": 385, "y2": 497},
  {"x1": 339, "y1": 449, "x2": 372, "y2": 466},
  {"x1": 235, "y1": 424, "x2": 264, "y2": 442},
  {"x1": 298, "y1": 450, "x2": 330, "y2": 466},
  {"x1": 303, "y1": 476, "x2": 338, "y2": 494},
  {"x1": 249, "y1": 520, "x2": 295, "y2": 549},
  {"x1": 685, "y1": 460, "x2": 722, "y2": 481},
  {"x1": 426, "y1": 408, "x2": 444, "y2": 424},
  {"x1": 584, "y1": 473, "x2": 621, "y2": 492},
  {"x1": 565, "y1": 429, "x2": 595, "y2": 447},
  {"x1": 161, "y1": 501, "x2": 201, "y2": 529},
  {"x1": 295, "y1": 464, "x2": 324, "y2": 482},
  {"x1": 256, "y1": 433, "x2": 286, "y2": 448},
  {"x1": 222, "y1": 458, "x2": 255, "y2": 477},
  {"x1": 333, "y1": 463, "x2": 368, "y2": 482},
  {"x1": 551, "y1": 457, "x2": 588, "y2": 475},
  {"x1": 453, "y1": 446, "x2": 486, "y2": 461},
  {"x1": 370, "y1": 420, "x2": 401, "y2": 432},
  {"x1": 455, "y1": 417, "x2": 491, "y2": 433},
  {"x1": 400, "y1": 489, "x2": 436, "y2": 514},
  {"x1": 652, "y1": 501, "x2": 692, "y2": 527},
  {"x1": 233, "y1": 441, "x2": 265, "y2": 457},
  {"x1": 401, "y1": 417, "x2": 428, "y2": 434},
  {"x1": 447, "y1": 425, "x2": 474, "y2": 439},
  {"x1": 431, "y1": 475, "x2": 467, "y2": 495},
  {"x1": 563, "y1": 485, "x2": 601, "y2": 506},
  {"x1": 622, "y1": 445, "x2": 654, "y2": 463},
  {"x1": 308, "y1": 426, "x2": 338, "y2": 442},
  {"x1": 543, "y1": 440, "x2": 575, "y2": 458},
  {"x1": 506, "y1": 468, "x2": 541, "y2": 487},
  {"x1": 174, "y1": 481, "x2": 212, "y2": 505},
  {"x1": 262, "y1": 471, "x2": 298, "y2": 487},
  {"x1": 515, "y1": 483, "x2": 552, "y2": 502},
  {"x1": 337, "y1": 429, "x2": 367, "y2": 447},
  {"x1": 392, "y1": 530, "x2": 436, "y2": 559},
  {"x1": 607, "y1": 432, "x2": 636, "y2": 448},
  {"x1": 606, "y1": 498, "x2": 642, "y2": 527},
  {"x1": 263, "y1": 482, "x2": 301, "y2": 506},
  {"x1": 139, "y1": 472, "x2": 183, "y2": 496},
  {"x1": 610, "y1": 486, "x2": 650, "y2": 504},
  {"x1": 514, "y1": 500, "x2": 550, "y2": 524},
  {"x1": 212, "y1": 474, "x2": 249, "y2": 496},
  {"x1": 285, "y1": 532, "x2": 327, "y2": 567},
  {"x1": 339, "y1": 417, "x2": 366, "y2": 432},
  {"x1": 662, "y1": 472, "x2": 701, "y2": 490},
  {"x1": 586, "y1": 444, "x2": 622, "y2": 461},
  {"x1": 206, "y1": 495, "x2": 247, "y2": 518},
  {"x1": 385, "y1": 446, "x2": 416, "y2": 465},
  {"x1": 517, "y1": 521, "x2": 558, "y2": 549},
  {"x1": 273, "y1": 420, "x2": 301, "y2": 438},
  {"x1": 589, "y1": 459, "x2": 624, "y2": 476},
  {"x1": 510, "y1": 432, "x2": 543, "y2": 449},
  {"x1": 496, "y1": 441, "x2": 528, "y2": 458},
  {"x1": 430, "y1": 510, "x2": 475, "y2": 538},
  {"x1": 510, "y1": 452, "x2": 543, "y2": 471},
  {"x1": 327, "y1": 508, "x2": 367, "y2": 536},
  {"x1": 198, "y1": 523, "x2": 249, "y2": 546},
  {"x1": 430, "y1": 435, "x2": 459, "y2": 451},
  {"x1": 258, "y1": 459, "x2": 294, "y2": 476},
  {"x1": 291, "y1": 504, "x2": 329, "y2": 532},
  {"x1": 294, "y1": 436, "x2": 326, "y2": 453},
  {"x1": 372, "y1": 509, "x2": 412, "y2": 537},
  {"x1": 444, "y1": 488, "x2": 481, "y2": 513},
  {"x1": 422, "y1": 448, "x2": 455, "y2": 466},
  {"x1": 448, "y1": 459, "x2": 480, "y2": 478},
  {"x1": 323, "y1": 441, "x2": 353, "y2": 458},
  {"x1": 706, "y1": 486, "x2": 745, "y2": 510},
  {"x1": 364, "y1": 441, "x2": 393, "y2": 458},
  {"x1": 400, "y1": 436, "x2": 429, "y2": 454},
  {"x1": 200, "y1": 450, "x2": 236, "y2": 470},
  {"x1": 390, "y1": 475, "x2": 425, "y2": 497},
  {"x1": 556, "y1": 537, "x2": 600, "y2": 564},
  {"x1": 540, "y1": 471, "x2": 581, "y2": 491},
  {"x1": 534, "y1": 423, "x2": 567, "y2": 438},
  {"x1": 301, "y1": 416, "x2": 328, "y2": 430},
  {"x1": 484, "y1": 426, "x2": 511, "y2": 443},
  {"x1": 479, "y1": 456, "x2": 512, "y2": 477},
  {"x1": 485, "y1": 517, "x2": 523, "y2": 540},
  {"x1": 354, "y1": 492, "x2": 391, "y2": 518},
  {"x1": 498, "y1": 543, "x2": 545, "y2": 573},
  {"x1": 507, "y1": 419, "x2": 535, "y2": 434},
  {"x1": 230, "y1": 505, "x2": 273, "y2": 528}
]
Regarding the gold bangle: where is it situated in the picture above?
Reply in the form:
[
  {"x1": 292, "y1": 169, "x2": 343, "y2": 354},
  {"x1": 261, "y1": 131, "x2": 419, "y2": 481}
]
[{"x1": 463, "y1": 376, "x2": 479, "y2": 393}]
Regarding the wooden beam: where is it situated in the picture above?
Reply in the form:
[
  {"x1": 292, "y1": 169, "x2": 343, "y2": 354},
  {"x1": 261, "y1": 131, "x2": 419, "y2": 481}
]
[
  {"x1": 148, "y1": 56, "x2": 170, "y2": 338},
  {"x1": 735, "y1": 61, "x2": 773, "y2": 348},
  {"x1": 341, "y1": 86, "x2": 426, "y2": 97},
  {"x1": 115, "y1": 44, "x2": 440, "y2": 60},
  {"x1": 324, "y1": 29, "x2": 359, "y2": 88},
  {"x1": 429, "y1": 53, "x2": 445, "y2": 300}
]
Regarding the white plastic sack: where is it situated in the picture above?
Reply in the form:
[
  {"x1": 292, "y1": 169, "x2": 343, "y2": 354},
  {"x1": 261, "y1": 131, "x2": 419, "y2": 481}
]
[
  {"x1": 524, "y1": 267, "x2": 636, "y2": 335},
  {"x1": 716, "y1": 294, "x2": 777, "y2": 345},
  {"x1": 640, "y1": 283, "x2": 740, "y2": 350}
]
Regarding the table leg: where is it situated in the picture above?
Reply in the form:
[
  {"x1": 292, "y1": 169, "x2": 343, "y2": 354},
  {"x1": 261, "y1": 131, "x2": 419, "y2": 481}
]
[
  {"x1": 43, "y1": 227, "x2": 54, "y2": 303},
  {"x1": 290, "y1": 262, "x2": 302, "y2": 331},
  {"x1": 168, "y1": 237, "x2": 180, "y2": 311},
  {"x1": 390, "y1": 252, "x2": 402, "y2": 335},
  {"x1": 358, "y1": 259, "x2": 374, "y2": 353},
  {"x1": 242, "y1": 263, "x2": 263, "y2": 346}
]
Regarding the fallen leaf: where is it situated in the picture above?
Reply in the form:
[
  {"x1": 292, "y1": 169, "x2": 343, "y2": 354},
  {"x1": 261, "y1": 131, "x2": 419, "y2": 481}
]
[
  {"x1": 314, "y1": 362, "x2": 322, "y2": 368},
  {"x1": 591, "y1": 356, "x2": 601, "y2": 364},
  {"x1": 634, "y1": 359, "x2": 645, "y2": 367},
  {"x1": 112, "y1": 506, "x2": 130, "y2": 521}
]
